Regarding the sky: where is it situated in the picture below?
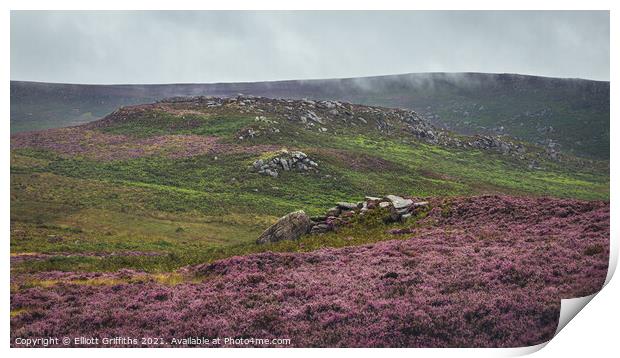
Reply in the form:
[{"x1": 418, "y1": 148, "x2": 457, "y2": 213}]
[{"x1": 10, "y1": 10, "x2": 610, "y2": 84}]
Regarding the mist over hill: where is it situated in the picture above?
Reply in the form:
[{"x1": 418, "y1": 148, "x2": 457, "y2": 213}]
[{"x1": 11, "y1": 72, "x2": 609, "y2": 159}]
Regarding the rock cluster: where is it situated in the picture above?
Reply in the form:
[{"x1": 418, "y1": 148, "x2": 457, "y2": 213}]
[
  {"x1": 252, "y1": 150, "x2": 318, "y2": 178},
  {"x1": 309, "y1": 195, "x2": 429, "y2": 235},
  {"x1": 255, "y1": 195, "x2": 430, "y2": 244},
  {"x1": 156, "y1": 95, "x2": 560, "y2": 162}
]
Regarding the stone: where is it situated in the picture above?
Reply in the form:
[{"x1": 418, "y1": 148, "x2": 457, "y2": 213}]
[
  {"x1": 310, "y1": 216, "x2": 327, "y2": 222},
  {"x1": 337, "y1": 202, "x2": 358, "y2": 210},
  {"x1": 310, "y1": 224, "x2": 331, "y2": 234},
  {"x1": 253, "y1": 150, "x2": 319, "y2": 177},
  {"x1": 326, "y1": 207, "x2": 341, "y2": 217},
  {"x1": 253, "y1": 159, "x2": 264, "y2": 169},
  {"x1": 365, "y1": 196, "x2": 382, "y2": 201},
  {"x1": 379, "y1": 202, "x2": 392, "y2": 208},
  {"x1": 385, "y1": 206, "x2": 401, "y2": 223},
  {"x1": 341, "y1": 210, "x2": 354, "y2": 218},
  {"x1": 280, "y1": 158, "x2": 290, "y2": 171},
  {"x1": 412, "y1": 201, "x2": 429, "y2": 208},
  {"x1": 397, "y1": 207, "x2": 410, "y2": 215},
  {"x1": 256, "y1": 210, "x2": 313, "y2": 244},
  {"x1": 385, "y1": 195, "x2": 413, "y2": 209},
  {"x1": 400, "y1": 213, "x2": 413, "y2": 221}
]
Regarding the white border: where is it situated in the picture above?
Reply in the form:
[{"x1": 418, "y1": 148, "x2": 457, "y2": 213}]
[{"x1": 3, "y1": 1, "x2": 617, "y2": 357}]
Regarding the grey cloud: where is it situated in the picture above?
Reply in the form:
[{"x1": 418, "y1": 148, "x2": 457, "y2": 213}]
[{"x1": 10, "y1": 10, "x2": 610, "y2": 84}]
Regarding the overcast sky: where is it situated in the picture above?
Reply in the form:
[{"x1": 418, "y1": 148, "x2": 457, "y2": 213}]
[{"x1": 10, "y1": 11, "x2": 610, "y2": 84}]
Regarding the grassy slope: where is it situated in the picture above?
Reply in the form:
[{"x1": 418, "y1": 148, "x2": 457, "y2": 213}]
[{"x1": 10, "y1": 100, "x2": 609, "y2": 275}]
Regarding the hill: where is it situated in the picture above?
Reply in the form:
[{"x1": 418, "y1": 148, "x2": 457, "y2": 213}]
[
  {"x1": 10, "y1": 96, "x2": 609, "y2": 347},
  {"x1": 10, "y1": 95, "x2": 608, "y2": 270},
  {"x1": 11, "y1": 72, "x2": 610, "y2": 159}
]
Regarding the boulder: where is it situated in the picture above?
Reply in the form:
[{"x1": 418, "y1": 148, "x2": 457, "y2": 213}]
[
  {"x1": 326, "y1": 207, "x2": 341, "y2": 216},
  {"x1": 385, "y1": 195, "x2": 413, "y2": 209},
  {"x1": 337, "y1": 202, "x2": 358, "y2": 210},
  {"x1": 256, "y1": 210, "x2": 313, "y2": 244},
  {"x1": 280, "y1": 158, "x2": 290, "y2": 171},
  {"x1": 310, "y1": 223, "x2": 331, "y2": 234}
]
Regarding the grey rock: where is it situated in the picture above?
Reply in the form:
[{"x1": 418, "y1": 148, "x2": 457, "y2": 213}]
[
  {"x1": 256, "y1": 210, "x2": 313, "y2": 244},
  {"x1": 310, "y1": 223, "x2": 331, "y2": 234},
  {"x1": 400, "y1": 213, "x2": 413, "y2": 221},
  {"x1": 326, "y1": 207, "x2": 341, "y2": 217},
  {"x1": 385, "y1": 195, "x2": 413, "y2": 209},
  {"x1": 397, "y1": 207, "x2": 410, "y2": 215},
  {"x1": 280, "y1": 158, "x2": 290, "y2": 171},
  {"x1": 253, "y1": 159, "x2": 264, "y2": 170},
  {"x1": 265, "y1": 169, "x2": 278, "y2": 178},
  {"x1": 385, "y1": 206, "x2": 401, "y2": 222},
  {"x1": 412, "y1": 201, "x2": 429, "y2": 208},
  {"x1": 337, "y1": 202, "x2": 358, "y2": 210}
]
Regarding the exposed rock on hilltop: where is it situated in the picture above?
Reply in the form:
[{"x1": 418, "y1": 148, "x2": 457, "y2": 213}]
[
  {"x1": 154, "y1": 95, "x2": 552, "y2": 161},
  {"x1": 11, "y1": 94, "x2": 564, "y2": 164}
]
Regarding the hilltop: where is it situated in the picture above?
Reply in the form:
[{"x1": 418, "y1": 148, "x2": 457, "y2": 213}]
[{"x1": 11, "y1": 72, "x2": 610, "y2": 159}]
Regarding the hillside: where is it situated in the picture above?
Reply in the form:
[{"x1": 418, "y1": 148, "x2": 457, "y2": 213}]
[
  {"x1": 11, "y1": 195, "x2": 609, "y2": 347},
  {"x1": 10, "y1": 96, "x2": 609, "y2": 347},
  {"x1": 11, "y1": 72, "x2": 610, "y2": 159}
]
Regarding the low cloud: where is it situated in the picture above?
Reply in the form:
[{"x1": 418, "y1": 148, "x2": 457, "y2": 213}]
[{"x1": 10, "y1": 10, "x2": 610, "y2": 84}]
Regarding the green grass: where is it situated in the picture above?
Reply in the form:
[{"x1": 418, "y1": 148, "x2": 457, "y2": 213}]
[
  {"x1": 101, "y1": 111, "x2": 255, "y2": 139},
  {"x1": 11, "y1": 206, "x2": 427, "y2": 274},
  {"x1": 10, "y1": 108, "x2": 609, "y2": 276}
]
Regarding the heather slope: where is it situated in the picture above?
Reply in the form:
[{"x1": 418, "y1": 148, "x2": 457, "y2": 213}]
[{"x1": 10, "y1": 196, "x2": 609, "y2": 347}]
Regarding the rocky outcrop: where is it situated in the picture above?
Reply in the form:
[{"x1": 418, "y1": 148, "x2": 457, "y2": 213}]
[
  {"x1": 155, "y1": 95, "x2": 561, "y2": 162},
  {"x1": 252, "y1": 150, "x2": 318, "y2": 177},
  {"x1": 309, "y1": 195, "x2": 430, "y2": 235},
  {"x1": 256, "y1": 210, "x2": 314, "y2": 244}
]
